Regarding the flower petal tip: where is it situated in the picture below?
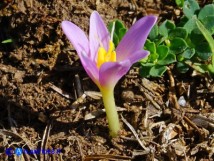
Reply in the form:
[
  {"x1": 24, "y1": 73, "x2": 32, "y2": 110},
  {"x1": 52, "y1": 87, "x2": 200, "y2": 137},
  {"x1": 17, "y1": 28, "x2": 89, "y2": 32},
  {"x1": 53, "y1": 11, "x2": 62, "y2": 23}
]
[{"x1": 61, "y1": 21, "x2": 71, "y2": 30}]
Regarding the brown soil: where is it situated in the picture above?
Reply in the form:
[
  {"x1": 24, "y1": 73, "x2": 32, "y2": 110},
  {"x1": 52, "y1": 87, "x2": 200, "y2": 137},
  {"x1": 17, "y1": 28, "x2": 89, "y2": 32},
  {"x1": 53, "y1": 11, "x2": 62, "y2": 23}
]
[{"x1": 0, "y1": 0, "x2": 213, "y2": 161}]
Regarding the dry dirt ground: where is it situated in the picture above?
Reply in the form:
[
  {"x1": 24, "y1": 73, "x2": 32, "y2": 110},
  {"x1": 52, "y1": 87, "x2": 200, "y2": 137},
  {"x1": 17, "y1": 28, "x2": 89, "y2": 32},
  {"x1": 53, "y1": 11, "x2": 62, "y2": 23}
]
[{"x1": 0, "y1": 0, "x2": 214, "y2": 161}]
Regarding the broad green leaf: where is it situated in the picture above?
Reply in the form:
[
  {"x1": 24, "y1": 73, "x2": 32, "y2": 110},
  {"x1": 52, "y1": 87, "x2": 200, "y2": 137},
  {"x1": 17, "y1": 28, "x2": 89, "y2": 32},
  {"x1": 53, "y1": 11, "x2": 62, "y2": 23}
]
[
  {"x1": 169, "y1": 27, "x2": 188, "y2": 40},
  {"x1": 149, "y1": 24, "x2": 159, "y2": 40},
  {"x1": 195, "y1": 18, "x2": 214, "y2": 65},
  {"x1": 176, "y1": 62, "x2": 190, "y2": 73},
  {"x1": 201, "y1": 16, "x2": 214, "y2": 34},
  {"x1": 157, "y1": 45, "x2": 169, "y2": 60},
  {"x1": 157, "y1": 54, "x2": 176, "y2": 65},
  {"x1": 113, "y1": 33, "x2": 119, "y2": 46},
  {"x1": 180, "y1": 48, "x2": 195, "y2": 59},
  {"x1": 144, "y1": 40, "x2": 156, "y2": 54},
  {"x1": 115, "y1": 20, "x2": 126, "y2": 33},
  {"x1": 189, "y1": 28, "x2": 205, "y2": 45},
  {"x1": 159, "y1": 20, "x2": 175, "y2": 36},
  {"x1": 170, "y1": 38, "x2": 188, "y2": 53},
  {"x1": 196, "y1": 42, "x2": 212, "y2": 60},
  {"x1": 118, "y1": 28, "x2": 127, "y2": 40},
  {"x1": 178, "y1": 16, "x2": 189, "y2": 27},
  {"x1": 183, "y1": 17, "x2": 197, "y2": 33},
  {"x1": 198, "y1": 4, "x2": 214, "y2": 20},
  {"x1": 140, "y1": 64, "x2": 154, "y2": 77},
  {"x1": 175, "y1": 0, "x2": 184, "y2": 7},
  {"x1": 183, "y1": 0, "x2": 200, "y2": 19},
  {"x1": 150, "y1": 65, "x2": 167, "y2": 77}
]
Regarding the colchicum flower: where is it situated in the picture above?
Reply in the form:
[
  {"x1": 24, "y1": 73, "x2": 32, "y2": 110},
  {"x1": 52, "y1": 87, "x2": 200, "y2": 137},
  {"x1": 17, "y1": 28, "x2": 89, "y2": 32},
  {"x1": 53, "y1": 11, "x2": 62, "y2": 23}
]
[{"x1": 62, "y1": 11, "x2": 157, "y2": 137}]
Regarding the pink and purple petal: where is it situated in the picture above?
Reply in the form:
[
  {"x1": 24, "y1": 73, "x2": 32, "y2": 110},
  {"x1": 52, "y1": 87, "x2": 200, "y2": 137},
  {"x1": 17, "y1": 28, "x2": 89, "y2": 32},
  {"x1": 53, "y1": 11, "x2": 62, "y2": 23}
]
[
  {"x1": 116, "y1": 16, "x2": 157, "y2": 61},
  {"x1": 89, "y1": 11, "x2": 110, "y2": 61},
  {"x1": 99, "y1": 61, "x2": 131, "y2": 88},
  {"x1": 127, "y1": 50, "x2": 149, "y2": 64},
  {"x1": 80, "y1": 53, "x2": 100, "y2": 85},
  {"x1": 62, "y1": 21, "x2": 99, "y2": 84},
  {"x1": 62, "y1": 21, "x2": 90, "y2": 63}
]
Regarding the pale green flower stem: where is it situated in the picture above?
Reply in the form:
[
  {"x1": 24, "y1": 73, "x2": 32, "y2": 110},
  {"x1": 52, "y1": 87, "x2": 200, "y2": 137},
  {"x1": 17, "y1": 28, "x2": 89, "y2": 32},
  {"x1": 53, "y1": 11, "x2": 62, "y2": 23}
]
[{"x1": 100, "y1": 87, "x2": 120, "y2": 137}]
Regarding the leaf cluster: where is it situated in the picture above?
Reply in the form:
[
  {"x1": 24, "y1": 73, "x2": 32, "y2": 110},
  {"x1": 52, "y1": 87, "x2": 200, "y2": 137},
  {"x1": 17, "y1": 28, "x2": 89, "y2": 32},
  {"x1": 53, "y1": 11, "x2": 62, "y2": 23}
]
[{"x1": 141, "y1": 0, "x2": 214, "y2": 77}]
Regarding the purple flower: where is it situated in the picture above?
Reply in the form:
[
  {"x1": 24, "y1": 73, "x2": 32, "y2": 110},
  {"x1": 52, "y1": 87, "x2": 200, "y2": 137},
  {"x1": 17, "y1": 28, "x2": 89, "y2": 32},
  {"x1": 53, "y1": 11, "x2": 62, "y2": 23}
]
[
  {"x1": 62, "y1": 11, "x2": 157, "y2": 89},
  {"x1": 62, "y1": 11, "x2": 157, "y2": 137}
]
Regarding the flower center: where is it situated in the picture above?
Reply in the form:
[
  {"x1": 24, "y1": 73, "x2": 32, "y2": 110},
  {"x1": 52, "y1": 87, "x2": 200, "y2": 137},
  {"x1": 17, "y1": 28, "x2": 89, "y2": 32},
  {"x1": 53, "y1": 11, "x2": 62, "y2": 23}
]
[{"x1": 97, "y1": 41, "x2": 116, "y2": 68}]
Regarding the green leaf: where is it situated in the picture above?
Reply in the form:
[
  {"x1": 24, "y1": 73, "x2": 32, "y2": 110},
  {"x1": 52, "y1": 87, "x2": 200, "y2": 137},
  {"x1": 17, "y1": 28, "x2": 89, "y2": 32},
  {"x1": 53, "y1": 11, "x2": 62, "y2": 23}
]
[
  {"x1": 198, "y1": 4, "x2": 214, "y2": 20},
  {"x1": 170, "y1": 38, "x2": 188, "y2": 53},
  {"x1": 195, "y1": 18, "x2": 214, "y2": 50},
  {"x1": 108, "y1": 20, "x2": 127, "y2": 46},
  {"x1": 1, "y1": 39, "x2": 12, "y2": 43},
  {"x1": 108, "y1": 20, "x2": 125, "y2": 34},
  {"x1": 118, "y1": 28, "x2": 127, "y2": 40},
  {"x1": 183, "y1": 17, "x2": 197, "y2": 33},
  {"x1": 157, "y1": 53, "x2": 176, "y2": 65},
  {"x1": 183, "y1": 0, "x2": 200, "y2": 19},
  {"x1": 140, "y1": 54, "x2": 150, "y2": 63},
  {"x1": 159, "y1": 20, "x2": 175, "y2": 36},
  {"x1": 175, "y1": 0, "x2": 184, "y2": 7},
  {"x1": 169, "y1": 27, "x2": 188, "y2": 40},
  {"x1": 147, "y1": 53, "x2": 159, "y2": 63},
  {"x1": 189, "y1": 28, "x2": 205, "y2": 45},
  {"x1": 112, "y1": 33, "x2": 119, "y2": 47},
  {"x1": 195, "y1": 18, "x2": 214, "y2": 65},
  {"x1": 201, "y1": 16, "x2": 214, "y2": 34},
  {"x1": 149, "y1": 24, "x2": 159, "y2": 40},
  {"x1": 176, "y1": 62, "x2": 190, "y2": 73},
  {"x1": 195, "y1": 42, "x2": 212, "y2": 60},
  {"x1": 150, "y1": 65, "x2": 167, "y2": 77},
  {"x1": 180, "y1": 48, "x2": 195, "y2": 59},
  {"x1": 157, "y1": 45, "x2": 169, "y2": 60},
  {"x1": 140, "y1": 64, "x2": 154, "y2": 77},
  {"x1": 178, "y1": 16, "x2": 189, "y2": 27},
  {"x1": 144, "y1": 40, "x2": 156, "y2": 54}
]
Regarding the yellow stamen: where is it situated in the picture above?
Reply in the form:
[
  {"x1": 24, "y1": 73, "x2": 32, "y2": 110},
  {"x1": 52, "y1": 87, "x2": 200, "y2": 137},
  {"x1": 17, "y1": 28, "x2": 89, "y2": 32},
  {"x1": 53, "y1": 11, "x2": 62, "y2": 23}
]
[
  {"x1": 108, "y1": 41, "x2": 114, "y2": 53},
  {"x1": 110, "y1": 51, "x2": 116, "y2": 62},
  {"x1": 97, "y1": 47, "x2": 106, "y2": 68},
  {"x1": 97, "y1": 41, "x2": 116, "y2": 68}
]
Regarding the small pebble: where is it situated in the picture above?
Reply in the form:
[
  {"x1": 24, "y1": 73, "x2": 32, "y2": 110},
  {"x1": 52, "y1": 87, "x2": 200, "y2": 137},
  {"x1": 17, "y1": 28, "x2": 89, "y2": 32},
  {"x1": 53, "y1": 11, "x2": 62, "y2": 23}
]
[
  {"x1": 178, "y1": 96, "x2": 186, "y2": 107},
  {"x1": 174, "y1": 9, "x2": 181, "y2": 16}
]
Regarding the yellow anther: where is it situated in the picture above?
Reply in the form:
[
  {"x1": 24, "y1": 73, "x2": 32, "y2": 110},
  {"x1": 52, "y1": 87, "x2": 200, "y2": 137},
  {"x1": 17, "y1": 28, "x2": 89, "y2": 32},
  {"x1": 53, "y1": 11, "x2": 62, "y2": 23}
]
[
  {"x1": 97, "y1": 41, "x2": 117, "y2": 68},
  {"x1": 110, "y1": 51, "x2": 116, "y2": 62},
  {"x1": 108, "y1": 41, "x2": 114, "y2": 52},
  {"x1": 97, "y1": 47, "x2": 106, "y2": 68}
]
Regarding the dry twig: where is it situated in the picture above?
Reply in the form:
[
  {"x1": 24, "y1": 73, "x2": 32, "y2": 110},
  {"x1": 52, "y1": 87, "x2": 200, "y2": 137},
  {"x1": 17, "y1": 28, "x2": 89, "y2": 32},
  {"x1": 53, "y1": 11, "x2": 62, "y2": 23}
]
[
  {"x1": 40, "y1": 122, "x2": 52, "y2": 161},
  {"x1": 121, "y1": 114, "x2": 150, "y2": 152}
]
